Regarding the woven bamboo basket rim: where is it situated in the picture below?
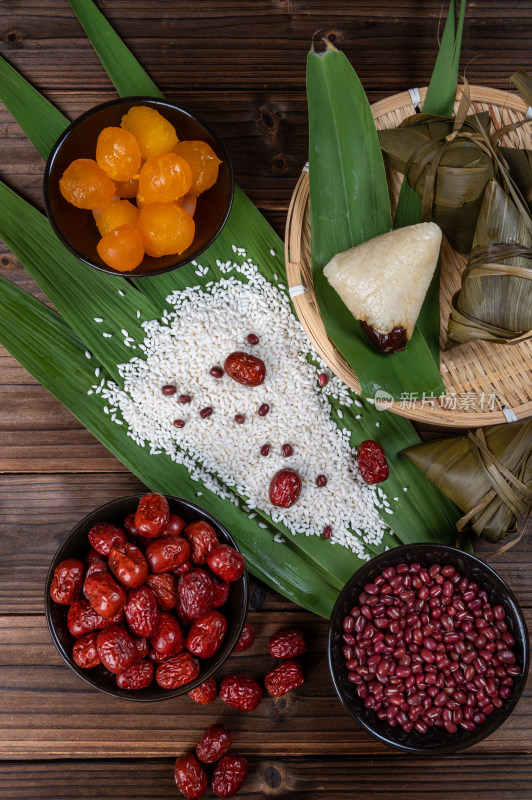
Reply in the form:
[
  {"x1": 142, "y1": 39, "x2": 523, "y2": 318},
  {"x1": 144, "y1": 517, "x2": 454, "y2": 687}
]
[{"x1": 285, "y1": 84, "x2": 532, "y2": 428}]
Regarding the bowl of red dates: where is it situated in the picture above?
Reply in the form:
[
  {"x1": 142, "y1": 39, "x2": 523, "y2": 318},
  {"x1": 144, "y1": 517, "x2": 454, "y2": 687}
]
[
  {"x1": 328, "y1": 543, "x2": 529, "y2": 753},
  {"x1": 45, "y1": 493, "x2": 248, "y2": 701}
]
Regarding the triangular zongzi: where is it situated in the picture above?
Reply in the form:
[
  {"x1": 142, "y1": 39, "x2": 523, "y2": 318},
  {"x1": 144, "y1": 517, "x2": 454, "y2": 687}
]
[
  {"x1": 323, "y1": 222, "x2": 442, "y2": 352},
  {"x1": 403, "y1": 420, "x2": 532, "y2": 543}
]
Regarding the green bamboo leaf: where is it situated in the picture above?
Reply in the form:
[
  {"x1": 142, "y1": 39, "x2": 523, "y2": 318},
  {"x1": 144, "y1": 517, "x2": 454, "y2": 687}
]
[
  {"x1": 307, "y1": 44, "x2": 445, "y2": 400},
  {"x1": 0, "y1": 0, "x2": 463, "y2": 613},
  {"x1": 68, "y1": 0, "x2": 163, "y2": 98},
  {"x1": 0, "y1": 180, "x2": 156, "y2": 385},
  {"x1": 0, "y1": 55, "x2": 69, "y2": 159},
  {"x1": 394, "y1": 0, "x2": 467, "y2": 361},
  {"x1": 0, "y1": 274, "x2": 339, "y2": 617}
]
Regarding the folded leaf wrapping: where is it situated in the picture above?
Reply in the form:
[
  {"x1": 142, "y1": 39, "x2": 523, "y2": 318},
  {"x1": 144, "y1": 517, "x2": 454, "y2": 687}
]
[
  {"x1": 446, "y1": 179, "x2": 532, "y2": 347},
  {"x1": 403, "y1": 420, "x2": 532, "y2": 543},
  {"x1": 378, "y1": 112, "x2": 495, "y2": 254}
]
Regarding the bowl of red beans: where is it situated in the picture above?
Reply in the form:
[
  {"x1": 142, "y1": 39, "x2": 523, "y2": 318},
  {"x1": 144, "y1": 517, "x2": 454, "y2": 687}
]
[
  {"x1": 45, "y1": 493, "x2": 248, "y2": 701},
  {"x1": 328, "y1": 543, "x2": 529, "y2": 753}
]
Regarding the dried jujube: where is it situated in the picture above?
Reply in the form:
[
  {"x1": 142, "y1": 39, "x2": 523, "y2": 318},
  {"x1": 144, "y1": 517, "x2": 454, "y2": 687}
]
[
  {"x1": 50, "y1": 558, "x2": 85, "y2": 605},
  {"x1": 156, "y1": 651, "x2": 200, "y2": 689},
  {"x1": 264, "y1": 659, "x2": 305, "y2": 697},
  {"x1": 174, "y1": 752, "x2": 208, "y2": 800},
  {"x1": 188, "y1": 678, "x2": 218, "y2": 705},
  {"x1": 211, "y1": 753, "x2": 248, "y2": 798},
  {"x1": 196, "y1": 723, "x2": 232, "y2": 764},
  {"x1": 187, "y1": 610, "x2": 228, "y2": 659},
  {"x1": 206, "y1": 545, "x2": 245, "y2": 583},
  {"x1": 269, "y1": 629, "x2": 306, "y2": 659},
  {"x1": 219, "y1": 674, "x2": 262, "y2": 710},
  {"x1": 134, "y1": 492, "x2": 170, "y2": 538}
]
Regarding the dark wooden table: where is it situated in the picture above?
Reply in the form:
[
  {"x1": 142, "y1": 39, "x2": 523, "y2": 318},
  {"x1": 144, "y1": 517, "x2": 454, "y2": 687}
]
[{"x1": 1, "y1": 2, "x2": 531, "y2": 798}]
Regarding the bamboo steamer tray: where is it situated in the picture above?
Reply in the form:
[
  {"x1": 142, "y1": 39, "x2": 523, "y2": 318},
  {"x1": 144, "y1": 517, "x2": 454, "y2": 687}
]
[{"x1": 285, "y1": 86, "x2": 532, "y2": 428}]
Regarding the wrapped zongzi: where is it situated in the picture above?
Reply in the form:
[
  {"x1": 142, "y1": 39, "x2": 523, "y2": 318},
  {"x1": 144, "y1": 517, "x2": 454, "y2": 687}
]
[
  {"x1": 446, "y1": 179, "x2": 532, "y2": 347},
  {"x1": 323, "y1": 222, "x2": 442, "y2": 352},
  {"x1": 403, "y1": 420, "x2": 532, "y2": 544},
  {"x1": 378, "y1": 112, "x2": 495, "y2": 253}
]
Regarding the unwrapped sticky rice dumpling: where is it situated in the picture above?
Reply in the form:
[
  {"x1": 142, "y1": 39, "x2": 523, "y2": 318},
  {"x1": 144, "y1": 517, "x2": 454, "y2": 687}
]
[{"x1": 323, "y1": 222, "x2": 442, "y2": 352}]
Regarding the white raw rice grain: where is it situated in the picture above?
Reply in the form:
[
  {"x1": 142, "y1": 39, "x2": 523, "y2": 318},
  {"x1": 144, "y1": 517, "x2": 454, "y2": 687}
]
[{"x1": 98, "y1": 252, "x2": 391, "y2": 556}]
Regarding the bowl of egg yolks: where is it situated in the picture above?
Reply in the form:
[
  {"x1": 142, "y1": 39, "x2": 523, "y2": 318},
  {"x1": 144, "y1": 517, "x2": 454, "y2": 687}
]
[{"x1": 44, "y1": 97, "x2": 234, "y2": 277}]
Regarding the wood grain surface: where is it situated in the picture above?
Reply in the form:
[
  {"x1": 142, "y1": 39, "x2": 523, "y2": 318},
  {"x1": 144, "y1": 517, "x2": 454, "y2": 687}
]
[{"x1": 0, "y1": 1, "x2": 531, "y2": 798}]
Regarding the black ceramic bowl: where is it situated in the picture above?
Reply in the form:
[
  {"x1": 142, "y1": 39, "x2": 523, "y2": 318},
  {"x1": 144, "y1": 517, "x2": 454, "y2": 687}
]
[
  {"x1": 328, "y1": 543, "x2": 529, "y2": 754},
  {"x1": 43, "y1": 96, "x2": 234, "y2": 277},
  {"x1": 45, "y1": 494, "x2": 248, "y2": 701}
]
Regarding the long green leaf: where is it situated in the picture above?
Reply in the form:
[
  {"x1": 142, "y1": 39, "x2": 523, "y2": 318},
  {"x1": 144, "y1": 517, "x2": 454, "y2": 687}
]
[
  {"x1": 68, "y1": 0, "x2": 163, "y2": 98},
  {"x1": 0, "y1": 55, "x2": 69, "y2": 159},
  {"x1": 0, "y1": 0, "x2": 462, "y2": 616},
  {"x1": 0, "y1": 274, "x2": 339, "y2": 617},
  {"x1": 394, "y1": 0, "x2": 467, "y2": 362},
  {"x1": 307, "y1": 43, "x2": 445, "y2": 400},
  {"x1": 64, "y1": 2, "x2": 459, "y2": 551}
]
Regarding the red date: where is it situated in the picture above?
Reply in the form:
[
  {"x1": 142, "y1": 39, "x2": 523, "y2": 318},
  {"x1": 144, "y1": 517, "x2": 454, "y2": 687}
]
[
  {"x1": 164, "y1": 514, "x2": 186, "y2": 537},
  {"x1": 108, "y1": 542, "x2": 148, "y2": 589},
  {"x1": 269, "y1": 629, "x2": 306, "y2": 659},
  {"x1": 133, "y1": 635, "x2": 149, "y2": 660},
  {"x1": 96, "y1": 625, "x2": 137, "y2": 674},
  {"x1": 84, "y1": 571, "x2": 126, "y2": 618},
  {"x1": 174, "y1": 752, "x2": 208, "y2": 800},
  {"x1": 187, "y1": 610, "x2": 228, "y2": 659},
  {"x1": 178, "y1": 569, "x2": 214, "y2": 620},
  {"x1": 269, "y1": 468, "x2": 302, "y2": 508},
  {"x1": 146, "y1": 572, "x2": 179, "y2": 610},
  {"x1": 150, "y1": 611, "x2": 183, "y2": 657},
  {"x1": 145, "y1": 536, "x2": 191, "y2": 573},
  {"x1": 88, "y1": 522, "x2": 127, "y2": 556},
  {"x1": 156, "y1": 651, "x2": 200, "y2": 689},
  {"x1": 123, "y1": 512, "x2": 139, "y2": 539},
  {"x1": 72, "y1": 632, "x2": 101, "y2": 669},
  {"x1": 50, "y1": 558, "x2": 85, "y2": 605},
  {"x1": 211, "y1": 574, "x2": 230, "y2": 608},
  {"x1": 206, "y1": 545, "x2": 245, "y2": 583},
  {"x1": 234, "y1": 622, "x2": 254, "y2": 652},
  {"x1": 172, "y1": 559, "x2": 194, "y2": 578},
  {"x1": 264, "y1": 659, "x2": 305, "y2": 697},
  {"x1": 116, "y1": 659, "x2": 154, "y2": 690},
  {"x1": 356, "y1": 440, "x2": 389, "y2": 485},
  {"x1": 211, "y1": 753, "x2": 248, "y2": 798},
  {"x1": 183, "y1": 520, "x2": 220, "y2": 565},
  {"x1": 125, "y1": 585, "x2": 160, "y2": 637},
  {"x1": 134, "y1": 492, "x2": 170, "y2": 538},
  {"x1": 84, "y1": 554, "x2": 108, "y2": 586},
  {"x1": 224, "y1": 352, "x2": 266, "y2": 386},
  {"x1": 188, "y1": 678, "x2": 218, "y2": 705},
  {"x1": 67, "y1": 600, "x2": 123, "y2": 638},
  {"x1": 219, "y1": 674, "x2": 262, "y2": 710},
  {"x1": 196, "y1": 723, "x2": 232, "y2": 764}
]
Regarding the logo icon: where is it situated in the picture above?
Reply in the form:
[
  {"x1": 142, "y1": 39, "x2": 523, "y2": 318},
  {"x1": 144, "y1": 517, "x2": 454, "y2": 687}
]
[{"x1": 374, "y1": 390, "x2": 394, "y2": 411}]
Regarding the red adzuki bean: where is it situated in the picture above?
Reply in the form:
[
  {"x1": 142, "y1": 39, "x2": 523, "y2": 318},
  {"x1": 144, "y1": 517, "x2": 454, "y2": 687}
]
[{"x1": 340, "y1": 560, "x2": 521, "y2": 739}]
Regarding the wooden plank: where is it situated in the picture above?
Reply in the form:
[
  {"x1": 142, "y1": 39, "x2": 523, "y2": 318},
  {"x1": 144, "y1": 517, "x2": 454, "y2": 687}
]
[
  {"x1": 0, "y1": 754, "x2": 531, "y2": 799},
  {"x1": 1, "y1": 1, "x2": 530, "y2": 94},
  {"x1": 0, "y1": 386, "x2": 123, "y2": 473},
  {"x1": 0, "y1": 660, "x2": 529, "y2": 759}
]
